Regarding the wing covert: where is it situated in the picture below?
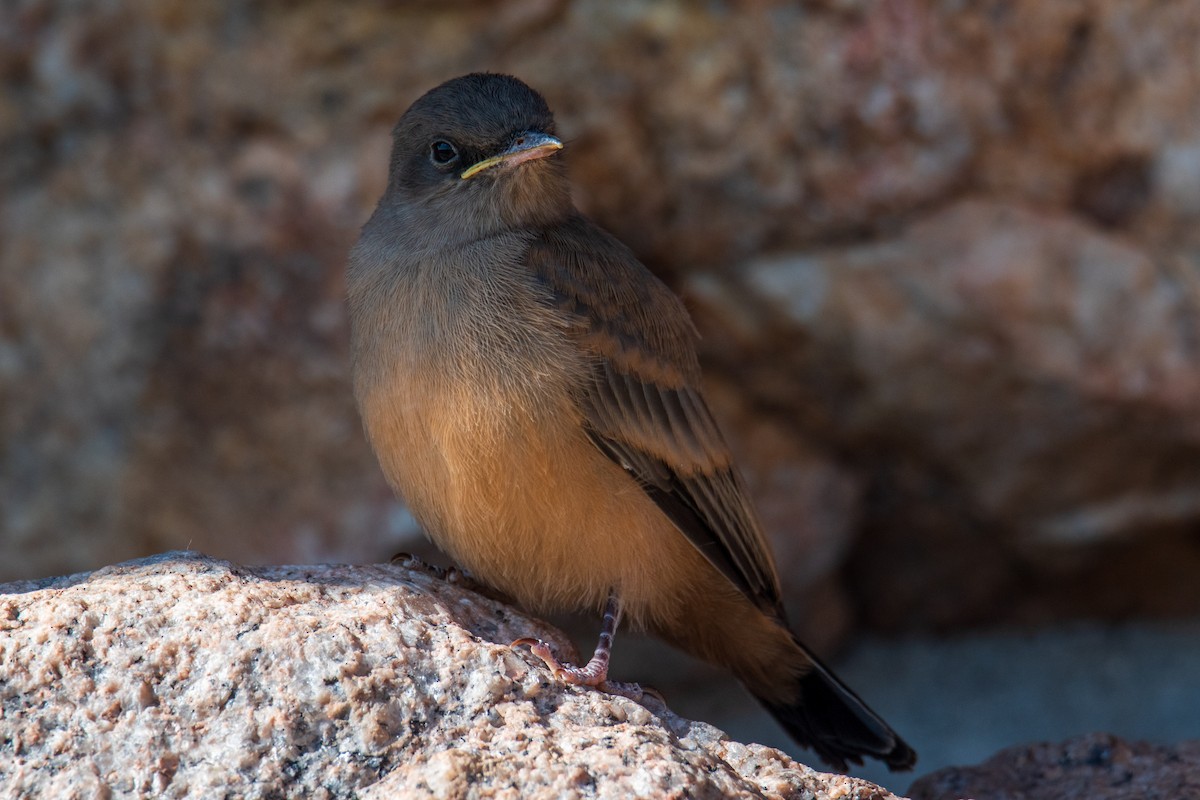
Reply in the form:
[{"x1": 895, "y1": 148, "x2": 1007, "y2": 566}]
[{"x1": 528, "y1": 215, "x2": 784, "y2": 614}]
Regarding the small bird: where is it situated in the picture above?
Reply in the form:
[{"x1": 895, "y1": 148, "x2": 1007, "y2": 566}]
[{"x1": 347, "y1": 73, "x2": 915, "y2": 772}]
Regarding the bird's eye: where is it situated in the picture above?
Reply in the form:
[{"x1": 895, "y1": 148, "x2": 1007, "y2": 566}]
[{"x1": 429, "y1": 140, "x2": 459, "y2": 165}]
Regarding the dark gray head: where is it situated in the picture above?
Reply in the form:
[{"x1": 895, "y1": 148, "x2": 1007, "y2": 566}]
[{"x1": 382, "y1": 73, "x2": 572, "y2": 241}]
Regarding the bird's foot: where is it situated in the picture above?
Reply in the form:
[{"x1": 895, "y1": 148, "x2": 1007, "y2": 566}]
[
  {"x1": 392, "y1": 552, "x2": 516, "y2": 604},
  {"x1": 441, "y1": 565, "x2": 479, "y2": 589},
  {"x1": 391, "y1": 551, "x2": 442, "y2": 576},
  {"x1": 391, "y1": 552, "x2": 481, "y2": 589},
  {"x1": 511, "y1": 637, "x2": 605, "y2": 685},
  {"x1": 510, "y1": 637, "x2": 660, "y2": 702},
  {"x1": 510, "y1": 595, "x2": 662, "y2": 703}
]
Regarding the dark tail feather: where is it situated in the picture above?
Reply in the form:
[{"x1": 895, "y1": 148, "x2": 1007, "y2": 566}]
[{"x1": 753, "y1": 639, "x2": 916, "y2": 773}]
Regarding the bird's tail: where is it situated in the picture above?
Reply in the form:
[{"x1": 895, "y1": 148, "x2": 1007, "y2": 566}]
[{"x1": 750, "y1": 634, "x2": 916, "y2": 773}]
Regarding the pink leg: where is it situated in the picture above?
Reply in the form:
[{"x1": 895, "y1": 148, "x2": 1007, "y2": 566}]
[{"x1": 513, "y1": 594, "x2": 647, "y2": 700}]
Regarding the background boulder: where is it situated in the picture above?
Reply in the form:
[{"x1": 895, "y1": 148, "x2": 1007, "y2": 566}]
[{"x1": 3, "y1": 1, "x2": 1200, "y2": 789}]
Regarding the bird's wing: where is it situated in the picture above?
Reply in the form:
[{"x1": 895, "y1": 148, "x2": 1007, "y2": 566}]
[{"x1": 527, "y1": 215, "x2": 783, "y2": 614}]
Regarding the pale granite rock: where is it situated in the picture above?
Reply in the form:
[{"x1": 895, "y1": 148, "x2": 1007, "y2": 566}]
[{"x1": 0, "y1": 553, "x2": 905, "y2": 800}]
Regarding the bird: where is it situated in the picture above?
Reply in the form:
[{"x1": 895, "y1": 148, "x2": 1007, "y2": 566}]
[{"x1": 346, "y1": 72, "x2": 916, "y2": 773}]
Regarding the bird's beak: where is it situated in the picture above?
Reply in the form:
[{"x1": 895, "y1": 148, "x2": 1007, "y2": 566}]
[{"x1": 460, "y1": 131, "x2": 563, "y2": 180}]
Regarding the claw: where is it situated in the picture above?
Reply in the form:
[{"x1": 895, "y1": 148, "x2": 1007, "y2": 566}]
[
  {"x1": 510, "y1": 637, "x2": 541, "y2": 649},
  {"x1": 392, "y1": 552, "x2": 439, "y2": 574},
  {"x1": 511, "y1": 637, "x2": 572, "y2": 680}
]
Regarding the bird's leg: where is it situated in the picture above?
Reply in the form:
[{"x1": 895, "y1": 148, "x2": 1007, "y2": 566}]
[{"x1": 512, "y1": 593, "x2": 646, "y2": 700}]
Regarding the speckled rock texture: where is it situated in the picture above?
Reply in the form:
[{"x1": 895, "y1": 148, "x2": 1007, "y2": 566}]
[
  {"x1": 0, "y1": 553, "x2": 905, "y2": 800},
  {"x1": 909, "y1": 733, "x2": 1200, "y2": 800},
  {"x1": 4, "y1": 1, "x2": 1200, "y2": 642}
]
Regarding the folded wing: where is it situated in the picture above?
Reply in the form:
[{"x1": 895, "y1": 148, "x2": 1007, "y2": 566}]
[{"x1": 528, "y1": 215, "x2": 783, "y2": 615}]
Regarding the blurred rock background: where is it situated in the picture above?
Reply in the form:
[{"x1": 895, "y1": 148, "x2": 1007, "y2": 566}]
[{"x1": 3, "y1": 0, "x2": 1199, "y2": 788}]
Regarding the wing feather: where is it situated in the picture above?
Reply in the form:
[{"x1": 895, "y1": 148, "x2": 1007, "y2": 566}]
[{"x1": 529, "y1": 215, "x2": 783, "y2": 614}]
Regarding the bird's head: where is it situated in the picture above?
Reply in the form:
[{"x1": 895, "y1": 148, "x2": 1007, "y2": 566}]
[{"x1": 384, "y1": 73, "x2": 572, "y2": 239}]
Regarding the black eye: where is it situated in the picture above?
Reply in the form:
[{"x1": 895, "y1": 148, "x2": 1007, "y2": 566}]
[{"x1": 429, "y1": 140, "x2": 458, "y2": 165}]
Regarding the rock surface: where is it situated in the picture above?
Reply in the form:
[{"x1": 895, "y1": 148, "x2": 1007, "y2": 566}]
[
  {"x1": 0, "y1": 552, "x2": 904, "y2": 800},
  {"x1": 690, "y1": 199, "x2": 1200, "y2": 631},
  {"x1": 909, "y1": 733, "x2": 1200, "y2": 800},
  {"x1": 4, "y1": 1, "x2": 1200, "y2": 639}
]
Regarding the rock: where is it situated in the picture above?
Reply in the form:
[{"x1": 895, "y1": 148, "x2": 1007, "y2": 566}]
[
  {"x1": 4, "y1": 0, "x2": 1200, "y2": 639},
  {"x1": 0, "y1": 552, "x2": 904, "y2": 800},
  {"x1": 909, "y1": 733, "x2": 1200, "y2": 800},
  {"x1": 689, "y1": 199, "x2": 1200, "y2": 630}
]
